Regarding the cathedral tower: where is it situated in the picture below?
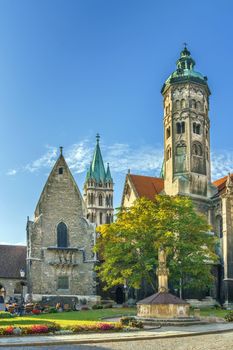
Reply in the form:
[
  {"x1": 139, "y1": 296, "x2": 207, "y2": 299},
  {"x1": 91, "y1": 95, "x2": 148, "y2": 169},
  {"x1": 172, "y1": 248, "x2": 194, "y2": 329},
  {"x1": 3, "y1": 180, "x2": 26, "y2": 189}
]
[
  {"x1": 161, "y1": 46, "x2": 215, "y2": 204},
  {"x1": 83, "y1": 135, "x2": 114, "y2": 226}
]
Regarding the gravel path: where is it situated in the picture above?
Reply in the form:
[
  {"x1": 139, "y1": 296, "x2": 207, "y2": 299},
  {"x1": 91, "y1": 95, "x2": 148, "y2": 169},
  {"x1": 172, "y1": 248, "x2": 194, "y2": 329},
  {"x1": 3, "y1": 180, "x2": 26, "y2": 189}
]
[{"x1": 2, "y1": 331, "x2": 233, "y2": 350}]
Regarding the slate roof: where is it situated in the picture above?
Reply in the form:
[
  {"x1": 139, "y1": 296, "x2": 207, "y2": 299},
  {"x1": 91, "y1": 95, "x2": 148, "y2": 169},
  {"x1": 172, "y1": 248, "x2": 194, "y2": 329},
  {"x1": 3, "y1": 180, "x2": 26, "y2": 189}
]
[
  {"x1": 212, "y1": 174, "x2": 233, "y2": 197},
  {"x1": 0, "y1": 245, "x2": 27, "y2": 279},
  {"x1": 129, "y1": 174, "x2": 164, "y2": 200},
  {"x1": 137, "y1": 292, "x2": 188, "y2": 305}
]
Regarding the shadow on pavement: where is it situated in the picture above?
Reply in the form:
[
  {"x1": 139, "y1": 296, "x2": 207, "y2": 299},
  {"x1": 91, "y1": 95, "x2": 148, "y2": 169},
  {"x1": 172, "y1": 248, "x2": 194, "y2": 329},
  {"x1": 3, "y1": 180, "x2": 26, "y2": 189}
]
[{"x1": 4, "y1": 344, "x2": 113, "y2": 350}]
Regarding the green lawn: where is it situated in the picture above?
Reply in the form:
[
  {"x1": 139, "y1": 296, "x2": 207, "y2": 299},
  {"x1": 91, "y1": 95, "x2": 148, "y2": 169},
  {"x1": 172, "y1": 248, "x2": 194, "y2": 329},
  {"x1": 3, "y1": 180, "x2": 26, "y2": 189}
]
[
  {"x1": 0, "y1": 308, "x2": 136, "y2": 327},
  {"x1": 198, "y1": 308, "x2": 228, "y2": 318},
  {"x1": 0, "y1": 307, "x2": 229, "y2": 328}
]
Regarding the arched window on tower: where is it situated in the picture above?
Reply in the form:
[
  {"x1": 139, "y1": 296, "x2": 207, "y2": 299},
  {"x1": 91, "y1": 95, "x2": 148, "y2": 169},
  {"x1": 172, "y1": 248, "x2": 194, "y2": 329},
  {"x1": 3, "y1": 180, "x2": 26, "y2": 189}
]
[
  {"x1": 99, "y1": 212, "x2": 103, "y2": 225},
  {"x1": 166, "y1": 146, "x2": 171, "y2": 161},
  {"x1": 175, "y1": 100, "x2": 180, "y2": 110},
  {"x1": 176, "y1": 122, "x2": 185, "y2": 134},
  {"x1": 90, "y1": 193, "x2": 94, "y2": 205},
  {"x1": 181, "y1": 99, "x2": 186, "y2": 109},
  {"x1": 99, "y1": 194, "x2": 103, "y2": 206},
  {"x1": 166, "y1": 127, "x2": 171, "y2": 139},
  {"x1": 191, "y1": 99, "x2": 196, "y2": 109},
  {"x1": 57, "y1": 222, "x2": 68, "y2": 248},
  {"x1": 88, "y1": 194, "x2": 91, "y2": 205},
  {"x1": 193, "y1": 123, "x2": 201, "y2": 135},
  {"x1": 196, "y1": 101, "x2": 201, "y2": 111},
  {"x1": 176, "y1": 143, "x2": 186, "y2": 156},
  {"x1": 216, "y1": 215, "x2": 223, "y2": 239}
]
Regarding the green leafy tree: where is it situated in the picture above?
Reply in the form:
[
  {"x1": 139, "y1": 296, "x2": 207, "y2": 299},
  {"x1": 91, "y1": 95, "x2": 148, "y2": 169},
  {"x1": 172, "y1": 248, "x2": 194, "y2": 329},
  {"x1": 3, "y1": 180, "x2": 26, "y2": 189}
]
[{"x1": 95, "y1": 195, "x2": 218, "y2": 294}]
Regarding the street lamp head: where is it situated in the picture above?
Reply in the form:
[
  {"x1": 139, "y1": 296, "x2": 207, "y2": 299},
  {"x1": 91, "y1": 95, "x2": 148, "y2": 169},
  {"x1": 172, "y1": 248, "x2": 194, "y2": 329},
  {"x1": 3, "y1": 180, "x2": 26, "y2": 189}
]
[{"x1": 20, "y1": 268, "x2": 25, "y2": 278}]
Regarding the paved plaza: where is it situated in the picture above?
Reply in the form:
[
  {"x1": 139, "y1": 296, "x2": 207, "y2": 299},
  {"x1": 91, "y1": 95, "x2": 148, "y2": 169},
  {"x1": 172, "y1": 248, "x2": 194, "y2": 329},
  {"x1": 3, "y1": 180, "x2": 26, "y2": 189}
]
[
  {"x1": 1, "y1": 323, "x2": 233, "y2": 349},
  {"x1": 1, "y1": 332, "x2": 233, "y2": 350}
]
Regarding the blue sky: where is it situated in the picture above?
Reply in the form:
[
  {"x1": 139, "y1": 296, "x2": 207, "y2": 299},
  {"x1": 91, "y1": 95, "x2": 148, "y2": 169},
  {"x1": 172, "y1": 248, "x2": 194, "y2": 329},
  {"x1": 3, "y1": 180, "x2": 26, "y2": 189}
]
[{"x1": 1, "y1": 0, "x2": 233, "y2": 243}]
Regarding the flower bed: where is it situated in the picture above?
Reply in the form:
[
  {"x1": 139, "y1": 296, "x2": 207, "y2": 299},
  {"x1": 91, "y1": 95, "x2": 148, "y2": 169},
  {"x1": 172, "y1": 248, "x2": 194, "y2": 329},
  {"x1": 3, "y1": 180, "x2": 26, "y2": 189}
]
[{"x1": 0, "y1": 322, "x2": 123, "y2": 336}]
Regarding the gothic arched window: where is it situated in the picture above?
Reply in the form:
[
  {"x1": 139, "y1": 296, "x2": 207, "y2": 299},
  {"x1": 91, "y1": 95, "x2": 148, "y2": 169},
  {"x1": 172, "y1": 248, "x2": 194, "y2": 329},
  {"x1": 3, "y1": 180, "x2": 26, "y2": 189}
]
[
  {"x1": 99, "y1": 194, "x2": 103, "y2": 206},
  {"x1": 90, "y1": 193, "x2": 94, "y2": 205},
  {"x1": 166, "y1": 146, "x2": 171, "y2": 161},
  {"x1": 216, "y1": 215, "x2": 223, "y2": 238},
  {"x1": 176, "y1": 122, "x2": 185, "y2": 134},
  {"x1": 181, "y1": 99, "x2": 186, "y2": 109},
  {"x1": 99, "y1": 212, "x2": 103, "y2": 225},
  {"x1": 175, "y1": 100, "x2": 180, "y2": 110},
  {"x1": 57, "y1": 222, "x2": 68, "y2": 248},
  {"x1": 166, "y1": 127, "x2": 171, "y2": 139},
  {"x1": 193, "y1": 123, "x2": 201, "y2": 135},
  {"x1": 176, "y1": 143, "x2": 186, "y2": 156},
  {"x1": 192, "y1": 143, "x2": 202, "y2": 156}
]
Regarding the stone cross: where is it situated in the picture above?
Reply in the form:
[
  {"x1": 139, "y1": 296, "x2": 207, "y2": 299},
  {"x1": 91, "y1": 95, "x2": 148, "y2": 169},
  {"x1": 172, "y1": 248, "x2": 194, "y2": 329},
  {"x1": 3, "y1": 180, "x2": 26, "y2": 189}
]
[{"x1": 156, "y1": 247, "x2": 169, "y2": 293}]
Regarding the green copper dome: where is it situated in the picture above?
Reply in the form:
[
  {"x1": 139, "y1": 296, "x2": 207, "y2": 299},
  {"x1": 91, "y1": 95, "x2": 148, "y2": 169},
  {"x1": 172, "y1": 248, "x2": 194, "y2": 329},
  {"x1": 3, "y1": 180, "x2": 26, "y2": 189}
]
[{"x1": 161, "y1": 46, "x2": 210, "y2": 94}]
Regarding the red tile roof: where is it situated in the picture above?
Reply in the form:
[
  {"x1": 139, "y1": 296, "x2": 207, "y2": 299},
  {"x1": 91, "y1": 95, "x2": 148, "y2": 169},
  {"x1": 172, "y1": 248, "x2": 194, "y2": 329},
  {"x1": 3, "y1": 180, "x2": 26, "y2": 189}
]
[
  {"x1": 129, "y1": 174, "x2": 164, "y2": 200},
  {"x1": 213, "y1": 174, "x2": 233, "y2": 197}
]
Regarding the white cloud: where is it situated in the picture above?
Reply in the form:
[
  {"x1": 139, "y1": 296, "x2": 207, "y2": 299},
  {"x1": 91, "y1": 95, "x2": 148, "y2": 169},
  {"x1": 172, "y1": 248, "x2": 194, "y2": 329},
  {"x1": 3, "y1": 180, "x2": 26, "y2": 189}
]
[
  {"x1": 7, "y1": 140, "x2": 233, "y2": 181},
  {"x1": 211, "y1": 150, "x2": 233, "y2": 180},
  {"x1": 65, "y1": 140, "x2": 92, "y2": 174},
  {"x1": 6, "y1": 169, "x2": 17, "y2": 176},
  {"x1": 25, "y1": 146, "x2": 57, "y2": 173}
]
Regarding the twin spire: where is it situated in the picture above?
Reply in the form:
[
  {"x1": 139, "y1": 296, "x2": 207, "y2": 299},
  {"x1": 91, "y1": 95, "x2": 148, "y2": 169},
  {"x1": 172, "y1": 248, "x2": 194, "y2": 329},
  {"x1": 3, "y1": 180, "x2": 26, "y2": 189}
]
[{"x1": 86, "y1": 134, "x2": 113, "y2": 184}]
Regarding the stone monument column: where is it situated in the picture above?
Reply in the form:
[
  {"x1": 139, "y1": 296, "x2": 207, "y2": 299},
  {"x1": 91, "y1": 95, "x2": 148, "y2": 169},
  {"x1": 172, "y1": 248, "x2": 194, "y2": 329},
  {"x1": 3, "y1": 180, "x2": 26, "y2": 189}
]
[{"x1": 156, "y1": 248, "x2": 169, "y2": 293}]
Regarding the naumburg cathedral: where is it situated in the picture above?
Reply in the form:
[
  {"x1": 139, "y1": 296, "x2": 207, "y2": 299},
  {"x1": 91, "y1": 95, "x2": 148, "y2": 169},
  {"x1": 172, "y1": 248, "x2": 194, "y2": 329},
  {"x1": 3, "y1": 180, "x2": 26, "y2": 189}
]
[{"x1": 1, "y1": 47, "x2": 233, "y2": 307}]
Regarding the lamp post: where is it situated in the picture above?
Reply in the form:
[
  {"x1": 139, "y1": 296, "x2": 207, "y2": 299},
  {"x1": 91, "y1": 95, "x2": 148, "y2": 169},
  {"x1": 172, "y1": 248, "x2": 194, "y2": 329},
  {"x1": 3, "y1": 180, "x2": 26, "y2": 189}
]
[
  {"x1": 124, "y1": 280, "x2": 128, "y2": 304},
  {"x1": 19, "y1": 268, "x2": 26, "y2": 303}
]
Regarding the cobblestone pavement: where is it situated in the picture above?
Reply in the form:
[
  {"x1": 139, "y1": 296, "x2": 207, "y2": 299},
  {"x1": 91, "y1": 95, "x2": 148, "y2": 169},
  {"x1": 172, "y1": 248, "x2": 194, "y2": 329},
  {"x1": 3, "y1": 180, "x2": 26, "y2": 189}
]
[{"x1": 2, "y1": 332, "x2": 233, "y2": 350}]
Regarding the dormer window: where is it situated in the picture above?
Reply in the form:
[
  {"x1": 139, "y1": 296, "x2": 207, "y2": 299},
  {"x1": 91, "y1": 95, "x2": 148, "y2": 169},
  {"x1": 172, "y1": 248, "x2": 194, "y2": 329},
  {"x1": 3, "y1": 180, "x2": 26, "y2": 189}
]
[{"x1": 58, "y1": 167, "x2": 63, "y2": 175}]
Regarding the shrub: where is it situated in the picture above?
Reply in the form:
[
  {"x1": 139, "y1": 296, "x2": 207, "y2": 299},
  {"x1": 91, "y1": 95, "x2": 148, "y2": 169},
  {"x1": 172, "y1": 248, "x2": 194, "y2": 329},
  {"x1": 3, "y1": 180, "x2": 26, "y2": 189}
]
[
  {"x1": 48, "y1": 307, "x2": 58, "y2": 313},
  {"x1": 0, "y1": 312, "x2": 14, "y2": 319},
  {"x1": 225, "y1": 311, "x2": 233, "y2": 322},
  {"x1": 120, "y1": 316, "x2": 143, "y2": 328},
  {"x1": 67, "y1": 322, "x2": 122, "y2": 333}
]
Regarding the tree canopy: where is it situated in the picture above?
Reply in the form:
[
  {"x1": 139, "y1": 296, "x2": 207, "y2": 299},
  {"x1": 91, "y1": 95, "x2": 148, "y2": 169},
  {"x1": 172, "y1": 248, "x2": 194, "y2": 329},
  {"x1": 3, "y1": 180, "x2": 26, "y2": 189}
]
[{"x1": 95, "y1": 195, "x2": 218, "y2": 294}]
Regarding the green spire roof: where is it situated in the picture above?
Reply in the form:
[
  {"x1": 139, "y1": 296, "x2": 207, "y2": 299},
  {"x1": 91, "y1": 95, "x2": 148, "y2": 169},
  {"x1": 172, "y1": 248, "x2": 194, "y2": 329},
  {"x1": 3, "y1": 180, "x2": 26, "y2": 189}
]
[
  {"x1": 161, "y1": 45, "x2": 210, "y2": 94},
  {"x1": 106, "y1": 163, "x2": 113, "y2": 182},
  {"x1": 86, "y1": 134, "x2": 113, "y2": 184}
]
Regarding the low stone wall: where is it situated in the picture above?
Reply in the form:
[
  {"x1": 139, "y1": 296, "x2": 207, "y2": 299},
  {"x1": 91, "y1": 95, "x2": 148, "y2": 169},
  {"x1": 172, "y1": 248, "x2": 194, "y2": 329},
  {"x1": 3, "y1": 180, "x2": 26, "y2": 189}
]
[
  {"x1": 137, "y1": 303, "x2": 190, "y2": 318},
  {"x1": 30, "y1": 294, "x2": 101, "y2": 306}
]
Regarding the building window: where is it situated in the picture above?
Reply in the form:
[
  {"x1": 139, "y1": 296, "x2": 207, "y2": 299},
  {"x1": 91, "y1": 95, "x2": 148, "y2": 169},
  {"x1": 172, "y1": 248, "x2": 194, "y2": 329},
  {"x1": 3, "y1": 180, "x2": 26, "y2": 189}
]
[
  {"x1": 181, "y1": 99, "x2": 186, "y2": 109},
  {"x1": 58, "y1": 167, "x2": 63, "y2": 175},
  {"x1": 57, "y1": 276, "x2": 69, "y2": 290},
  {"x1": 193, "y1": 123, "x2": 201, "y2": 135},
  {"x1": 99, "y1": 194, "x2": 103, "y2": 206},
  {"x1": 166, "y1": 146, "x2": 171, "y2": 161},
  {"x1": 192, "y1": 143, "x2": 203, "y2": 156},
  {"x1": 176, "y1": 143, "x2": 186, "y2": 155},
  {"x1": 175, "y1": 100, "x2": 180, "y2": 110},
  {"x1": 99, "y1": 212, "x2": 103, "y2": 224},
  {"x1": 57, "y1": 222, "x2": 68, "y2": 248},
  {"x1": 176, "y1": 122, "x2": 185, "y2": 134},
  {"x1": 191, "y1": 99, "x2": 196, "y2": 109},
  {"x1": 166, "y1": 127, "x2": 171, "y2": 139},
  {"x1": 90, "y1": 193, "x2": 94, "y2": 205}
]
